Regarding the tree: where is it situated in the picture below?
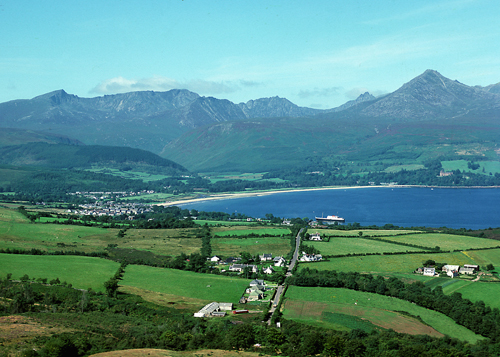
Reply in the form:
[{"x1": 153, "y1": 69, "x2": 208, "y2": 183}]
[
  {"x1": 486, "y1": 263, "x2": 495, "y2": 271},
  {"x1": 104, "y1": 277, "x2": 119, "y2": 297}
]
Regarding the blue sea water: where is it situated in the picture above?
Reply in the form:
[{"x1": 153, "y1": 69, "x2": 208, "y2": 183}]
[{"x1": 177, "y1": 187, "x2": 500, "y2": 230}]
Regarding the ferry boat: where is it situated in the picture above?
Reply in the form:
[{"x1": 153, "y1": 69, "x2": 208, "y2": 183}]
[{"x1": 315, "y1": 214, "x2": 345, "y2": 224}]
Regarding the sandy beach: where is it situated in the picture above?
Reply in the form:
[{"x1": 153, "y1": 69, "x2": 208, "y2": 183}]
[{"x1": 156, "y1": 185, "x2": 392, "y2": 207}]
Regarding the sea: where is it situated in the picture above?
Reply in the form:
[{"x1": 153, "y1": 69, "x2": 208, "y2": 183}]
[{"x1": 176, "y1": 187, "x2": 500, "y2": 230}]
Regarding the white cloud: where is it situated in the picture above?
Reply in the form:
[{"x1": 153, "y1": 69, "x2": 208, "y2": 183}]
[{"x1": 90, "y1": 76, "x2": 241, "y2": 95}]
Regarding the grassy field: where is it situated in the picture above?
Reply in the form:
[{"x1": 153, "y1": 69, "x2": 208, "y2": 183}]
[
  {"x1": 283, "y1": 286, "x2": 484, "y2": 343},
  {"x1": 442, "y1": 160, "x2": 500, "y2": 175},
  {"x1": 302, "y1": 251, "x2": 477, "y2": 274},
  {"x1": 0, "y1": 207, "x2": 203, "y2": 256},
  {"x1": 308, "y1": 238, "x2": 427, "y2": 256},
  {"x1": 0, "y1": 254, "x2": 119, "y2": 292},
  {"x1": 313, "y1": 229, "x2": 421, "y2": 237},
  {"x1": 212, "y1": 227, "x2": 291, "y2": 237},
  {"x1": 465, "y1": 248, "x2": 500, "y2": 267},
  {"x1": 212, "y1": 236, "x2": 290, "y2": 257},
  {"x1": 193, "y1": 220, "x2": 259, "y2": 226},
  {"x1": 384, "y1": 164, "x2": 425, "y2": 173},
  {"x1": 379, "y1": 233, "x2": 500, "y2": 251},
  {"x1": 424, "y1": 274, "x2": 500, "y2": 310},
  {"x1": 120, "y1": 266, "x2": 251, "y2": 307}
]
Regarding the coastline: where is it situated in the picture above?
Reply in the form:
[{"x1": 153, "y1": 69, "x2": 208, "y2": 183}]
[
  {"x1": 156, "y1": 184, "x2": 500, "y2": 207},
  {"x1": 156, "y1": 185, "x2": 391, "y2": 207}
]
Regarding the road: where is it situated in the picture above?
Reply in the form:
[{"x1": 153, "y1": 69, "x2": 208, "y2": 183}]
[{"x1": 267, "y1": 227, "x2": 303, "y2": 324}]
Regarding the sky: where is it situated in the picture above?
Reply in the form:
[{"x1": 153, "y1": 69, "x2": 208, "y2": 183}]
[{"x1": 1, "y1": 0, "x2": 500, "y2": 109}]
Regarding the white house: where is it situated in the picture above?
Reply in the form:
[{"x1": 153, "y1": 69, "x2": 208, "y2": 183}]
[
  {"x1": 274, "y1": 256, "x2": 286, "y2": 267},
  {"x1": 210, "y1": 256, "x2": 221, "y2": 263},
  {"x1": 309, "y1": 232, "x2": 322, "y2": 241},
  {"x1": 423, "y1": 267, "x2": 436, "y2": 276},
  {"x1": 263, "y1": 266, "x2": 275, "y2": 275}
]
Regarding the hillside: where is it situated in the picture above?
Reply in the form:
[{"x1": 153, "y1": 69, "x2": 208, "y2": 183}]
[
  {"x1": 0, "y1": 89, "x2": 324, "y2": 153},
  {"x1": 162, "y1": 70, "x2": 500, "y2": 172},
  {"x1": 0, "y1": 142, "x2": 188, "y2": 175},
  {"x1": 1, "y1": 70, "x2": 499, "y2": 174}
]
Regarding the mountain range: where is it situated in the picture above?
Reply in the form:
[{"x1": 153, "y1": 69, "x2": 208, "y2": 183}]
[{"x1": 0, "y1": 69, "x2": 499, "y2": 172}]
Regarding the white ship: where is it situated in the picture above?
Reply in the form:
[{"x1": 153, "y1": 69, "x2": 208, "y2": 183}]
[{"x1": 315, "y1": 214, "x2": 345, "y2": 224}]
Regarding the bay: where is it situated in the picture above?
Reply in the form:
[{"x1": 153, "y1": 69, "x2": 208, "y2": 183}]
[{"x1": 177, "y1": 187, "x2": 500, "y2": 230}]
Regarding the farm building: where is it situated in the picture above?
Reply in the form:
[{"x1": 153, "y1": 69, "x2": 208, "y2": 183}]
[
  {"x1": 464, "y1": 264, "x2": 479, "y2": 271},
  {"x1": 309, "y1": 232, "x2": 322, "y2": 241},
  {"x1": 442, "y1": 265, "x2": 460, "y2": 272},
  {"x1": 423, "y1": 267, "x2": 436, "y2": 277},
  {"x1": 460, "y1": 267, "x2": 476, "y2": 275},
  {"x1": 194, "y1": 302, "x2": 228, "y2": 318}
]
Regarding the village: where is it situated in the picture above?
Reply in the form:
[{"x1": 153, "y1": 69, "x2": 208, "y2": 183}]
[{"x1": 416, "y1": 264, "x2": 481, "y2": 278}]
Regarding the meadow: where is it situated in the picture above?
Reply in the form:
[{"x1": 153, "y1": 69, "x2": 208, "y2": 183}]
[
  {"x1": 120, "y1": 265, "x2": 251, "y2": 307},
  {"x1": 307, "y1": 237, "x2": 426, "y2": 256},
  {"x1": 0, "y1": 207, "x2": 203, "y2": 256},
  {"x1": 379, "y1": 233, "x2": 500, "y2": 251},
  {"x1": 442, "y1": 160, "x2": 500, "y2": 175},
  {"x1": 212, "y1": 236, "x2": 290, "y2": 257},
  {"x1": 0, "y1": 254, "x2": 119, "y2": 292},
  {"x1": 424, "y1": 275, "x2": 500, "y2": 309},
  {"x1": 283, "y1": 286, "x2": 484, "y2": 343},
  {"x1": 193, "y1": 220, "x2": 258, "y2": 226},
  {"x1": 302, "y1": 251, "x2": 477, "y2": 274},
  {"x1": 212, "y1": 227, "x2": 291, "y2": 237},
  {"x1": 314, "y1": 229, "x2": 421, "y2": 237}
]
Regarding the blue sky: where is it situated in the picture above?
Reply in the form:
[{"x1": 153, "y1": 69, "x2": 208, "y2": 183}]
[{"x1": 1, "y1": 0, "x2": 499, "y2": 108}]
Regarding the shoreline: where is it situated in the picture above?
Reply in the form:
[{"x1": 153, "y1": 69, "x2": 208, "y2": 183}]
[{"x1": 156, "y1": 184, "x2": 500, "y2": 207}]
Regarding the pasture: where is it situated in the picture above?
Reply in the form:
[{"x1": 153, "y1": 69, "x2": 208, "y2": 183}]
[
  {"x1": 314, "y1": 229, "x2": 421, "y2": 237},
  {"x1": 465, "y1": 248, "x2": 500, "y2": 267},
  {"x1": 379, "y1": 233, "x2": 500, "y2": 251},
  {"x1": 0, "y1": 254, "x2": 119, "y2": 292},
  {"x1": 120, "y1": 266, "x2": 250, "y2": 306},
  {"x1": 425, "y1": 277, "x2": 500, "y2": 310},
  {"x1": 307, "y1": 237, "x2": 426, "y2": 256},
  {"x1": 193, "y1": 220, "x2": 258, "y2": 226},
  {"x1": 0, "y1": 206, "x2": 203, "y2": 256},
  {"x1": 283, "y1": 286, "x2": 483, "y2": 343},
  {"x1": 212, "y1": 236, "x2": 290, "y2": 257},
  {"x1": 212, "y1": 227, "x2": 291, "y2": 237},
  {"x1": 302, "y1": 251, "x2": 477, "y2": 274},
  {"x1": 442, "y1": 160, "x2": 500, "y2": 175}
]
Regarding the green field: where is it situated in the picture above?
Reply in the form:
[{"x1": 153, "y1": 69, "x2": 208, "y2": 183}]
[
  {"x1": 0, "y1": 207, "x2": 203, "y2": 256},
  {"x1": 212, "y1": 237, "x2": 290, "y2": 257},
  {"x1": 465, "y1": 248, "x2": 500, "y2": 267},
  {"x1": 424, "y1": 274, "x2": 500, "y2": 310},
  {"x1": 302, "y1": 251, "x2": 476, "y2": 274},
  {"x1": 120, "y1": 265, "x2": 251, "y2": 305},
  {"x1": 314, "y1": 229, "x2": 421, "y2": 237},
  {"x1": 283, "y1": 286, "x2": 484, "y2": 343},
  {"x1": 442, "y1": 160, "x2": 500, "y2": 175},
  {"x1": 308, "y1": 237, "x2": 426, "y2": 256},
  {"x1": 384, "y1": 164, "x2": 425, "y2": 173},
  {"x1": 380, "y1": 233, "x2": 500, "y2": 251},
  {"x1": 212, "y1": 227, "x2": 291, "y2": 237},
  {"x1": 0, "y1": 254, "x2": 119, "y2": 292},
  {"x1": 193, "y1": 220, "x2": 259, "y2": 226}
]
